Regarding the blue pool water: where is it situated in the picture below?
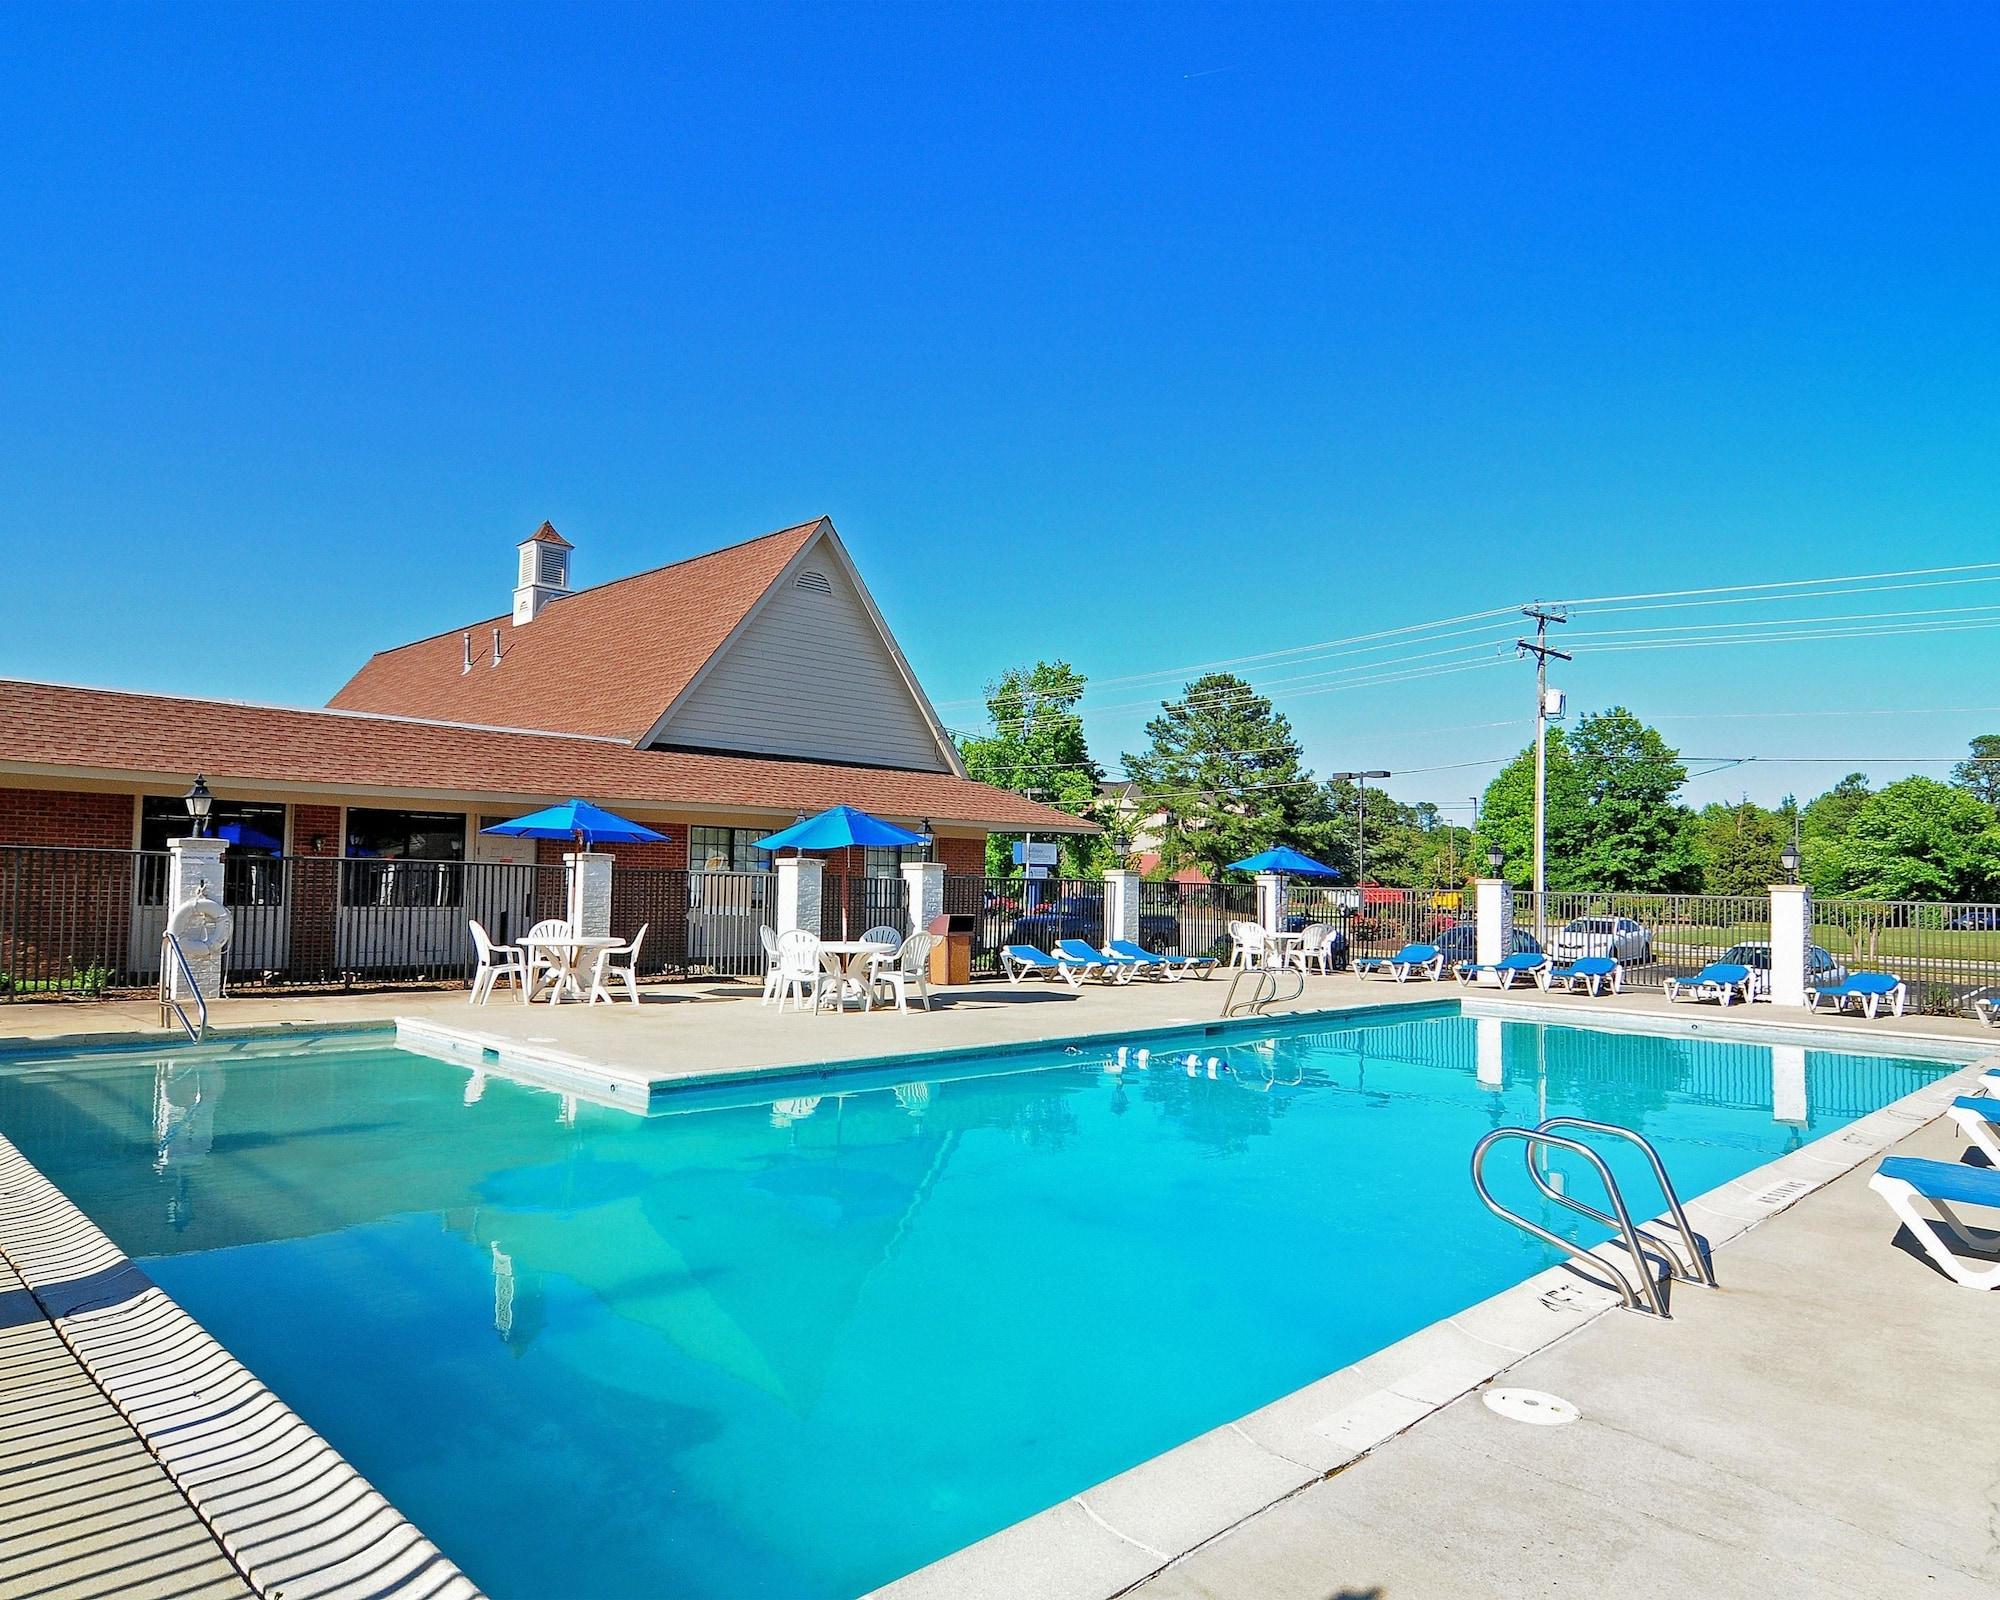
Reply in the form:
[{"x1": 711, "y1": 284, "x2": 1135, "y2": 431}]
[{"x1": 0, "y1": 1007, "x2": 1951, "y2": 1599}]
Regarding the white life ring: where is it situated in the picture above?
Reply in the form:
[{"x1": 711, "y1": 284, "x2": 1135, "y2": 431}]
[{"x1": 169, "y1": 895, "x2": 234, "y2": 959}]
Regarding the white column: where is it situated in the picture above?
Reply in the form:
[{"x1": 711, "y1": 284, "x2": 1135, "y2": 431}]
[
  {"x1": 564, "y1": 851, "x2": 613, "y2": 938},
  {"x1": 1768, "y1": 883, "x2": 1812, "y2": 1008},
  {"x1": 1255, "y1": 871, "x2": 1287, "y2": 935},
  {"x1": 165, "y1": 836, "x2": 228, "y2": 1003},
  {"x1": 776, "y1": 856, "x2": 823, "y2": 937},
  {"x1": 901, "y1": 860, "x2": 946, "y2": 936},
  {"x1": 1474, "y1": 877, "x2": 1514, "y2": 986},
  {"x1": 1772, "y1": 1043, "x2": 1809, "y2": 1124},
  {"x1": 1102, "y1": 868, "x2": 1141, "y2": 945},
  {"x1": 1476, "y1": 1015, "x2": 1505, "y2": 1089}
]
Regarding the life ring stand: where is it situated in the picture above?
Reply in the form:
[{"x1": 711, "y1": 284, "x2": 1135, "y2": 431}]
[{"x1": 168, "y1": 894, "x2": 234, "y2": 960}]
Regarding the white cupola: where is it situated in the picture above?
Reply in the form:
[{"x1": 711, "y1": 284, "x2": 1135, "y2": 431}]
[{"x1": 513, "y1": 521, "x2": 573, "y2": 624}]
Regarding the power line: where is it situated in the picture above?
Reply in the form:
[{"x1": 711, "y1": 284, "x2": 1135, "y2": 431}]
[{"x1": 1549, "y1": 559, "x2": 2000, "y2": 610}]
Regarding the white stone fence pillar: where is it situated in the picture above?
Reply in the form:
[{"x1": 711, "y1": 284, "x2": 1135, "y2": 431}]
[
  {"x1": 1767, "y1": 882, "x2": 1812, "y2": 1008},
  {"x1": 165, "y1": 835, "x2": 229, "y2": 1004},
  {"x1": 1255, "y1": 872, "x2": 1287, "y2": 937},
  {"x1": 901, "y1": 859, "x2": 946, "y2": 937},
  {"x1": 1473, "y1": 877, "x2": 1514, "y2": 986},
  {"x1": 776, "y1": 856, "x2": 824, "y2": 938},
  {"x1": 565, "y1": 851, "x2": 613, "y2": 938},
  {"x1": 1102, "y1": 868, "x2": 1141, "y2": 946}
]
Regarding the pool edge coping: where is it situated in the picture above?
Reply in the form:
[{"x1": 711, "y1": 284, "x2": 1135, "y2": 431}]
[
  {"x1": 861, "y1": 1032, "x2": 2000, "y2": 1600},
  {"x1": 0, "y1": 1132, "x2": 485, "y2": 1600}
]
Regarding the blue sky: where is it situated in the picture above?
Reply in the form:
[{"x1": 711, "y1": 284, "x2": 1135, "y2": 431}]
[{"x1": 4, "y1": 2, "x2": 1996, "y2": 816}]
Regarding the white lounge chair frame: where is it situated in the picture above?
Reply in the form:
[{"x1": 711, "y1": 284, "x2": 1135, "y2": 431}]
[{"x1": 1869, "y1": 1162, "x2": 2000, "y2": 1290}]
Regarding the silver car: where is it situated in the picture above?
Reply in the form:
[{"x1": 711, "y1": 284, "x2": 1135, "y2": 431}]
[{"x1": 1552, "y1": 916, "x2": 1653, "y2": 963}]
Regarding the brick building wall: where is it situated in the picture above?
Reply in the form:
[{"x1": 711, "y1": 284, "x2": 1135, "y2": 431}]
[
  {"x1": 0, "y1": 789, "x2": 137, "y2": 992},
  {"x1": 0, "y1": 788, "x2": 134, "y2": 848},
  {"x1": 286, "y1": 804, "x2": 343, "y2": 983}
]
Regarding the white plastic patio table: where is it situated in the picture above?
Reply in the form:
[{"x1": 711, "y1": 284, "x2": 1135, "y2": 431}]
[
  {"x1": 518, "y1": 934, "x2": 621, "y2": 1004},
  {"x1": 1261, "y1": 930, "x2": 1305, "y2": 965},
  {"x1": 816, "y1": 939, "x2": 898, "y2": 1012}
]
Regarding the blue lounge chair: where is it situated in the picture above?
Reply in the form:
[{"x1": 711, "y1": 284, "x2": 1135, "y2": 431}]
[
  {"x1": 1105, "y1": 939, "x2": 1215, "y2": 980},
  {"x1": 1541, "y1": 955, "x2": 1622, "y2": 996},
  {"x1": 1452, "y1": 952, "x2": 1548, "y2": 989},
  {"x1": 1869, "y1": 1155, "x2": 2000, "y2": 1289},
  {"x1": 1000, "y1": 944, "x2": 1085, "y2": 989},
  {"x1": 1806, "y1": 971, "x2": 1907, "y2": 1019},
  {"x1": 1354, "y1": 943, "x2": 1445, "y2": 983},
  {"x1": 1054, "y1": 938, "x2": 1132, "y2": 983},
  {"x1": 1664, "y1": 962, "x2": 1754, "y2": 1007}
]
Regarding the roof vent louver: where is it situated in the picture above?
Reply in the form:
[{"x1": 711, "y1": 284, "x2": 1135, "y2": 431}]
[{"x1": 794, "y1": 569, "x2": 833, "y2": 597}]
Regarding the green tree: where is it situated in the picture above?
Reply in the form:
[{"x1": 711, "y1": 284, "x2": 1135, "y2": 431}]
[
  {"x1": 1799, "y1": 772, "x2": 1871, "y2": 894},
  {"x1": 1697, "y1": 800, "x2": 1785, "y2": 895},
  {"x1": 1473, "y1": 708, "x2": 1696, "y2": 890},
  {"x1": 1951, "y1": 734, "x2": 2000, "y2": 809},
  {"x1": 1823, "y1": 776, "x2": 2000, "y2": 900},
  {"x1": 1568, "y1": 707, "x2": 1696, "y2": 889},
  {"x1": 958, "y1": 660, "x2": 1105, "y2": 875},
  {"x1": 1122, "y1": 673, "x2": 1316, "y2": 881}
]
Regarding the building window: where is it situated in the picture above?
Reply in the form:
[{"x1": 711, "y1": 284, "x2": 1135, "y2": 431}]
[
  {"x1": 343, "y1": 808, "x2": 466, "y2": 907},
  {"x1": 137, "y1": 796, "x2": 287, "y2": 906},
  {"x1": 690, "y1": 825, "x2": 767, "y2": 875},
  {"x1": 863, "y1": 845, "x2": 926, "y2": 878}
]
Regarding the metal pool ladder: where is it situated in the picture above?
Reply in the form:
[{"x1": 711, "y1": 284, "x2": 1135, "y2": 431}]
[
  {"x1": 158, "y1": 931, "x2": 208, "y2": 1043},
  {"x1": 1470, "y1": 1118, "x2": 1716, "y2": 1317},
  {"x1": 1221, "y1": 963, "x2": 1304, "y2": 1018}
]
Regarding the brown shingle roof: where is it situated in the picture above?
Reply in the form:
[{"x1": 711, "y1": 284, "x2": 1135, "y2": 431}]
[
  {"x1": 327, "y1": 518, "x2": 826, "y2": 739},
  {"x1": 527, "y1": 521, "x2": 571, "y2": 548},
  {"x1": 0, "y1": 679, "x2": 1093, "y2": 833}
]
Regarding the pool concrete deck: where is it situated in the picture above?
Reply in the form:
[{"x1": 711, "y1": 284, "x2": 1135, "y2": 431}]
[
  {"x1": 1129, "y1": 1106, "x2": 2000, "y2": 1600},
  {"x1": 0, "y1": 1253, "x2": 252, "y2": 1600},
  {"x1": 3, "y1": 976, "x2": 1998, "y2": 1600}
]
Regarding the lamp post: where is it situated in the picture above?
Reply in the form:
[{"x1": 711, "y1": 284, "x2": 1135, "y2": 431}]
[
  {"x1": 1780, "y1": 840, "x2": 1799, "y2": 885},
  {"x1": 1329, "y1": 770, "x2": 1391, "y2": 889},
  {"x1": 1487, "y1": 842, "x2": 1505, "y2": 878},
  {"x1": 183, "y1": 775, "x2": 214, "y2": 838}
]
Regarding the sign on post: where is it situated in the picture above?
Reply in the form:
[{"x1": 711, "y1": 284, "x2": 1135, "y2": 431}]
[{"x1": 1012, "y1": 841, "x2": 1060, "y2": 868}]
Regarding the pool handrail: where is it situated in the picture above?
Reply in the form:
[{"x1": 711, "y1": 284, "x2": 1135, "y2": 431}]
[{"x1": 1525, "y1": 1116, "x2": 1717, "y2": 1289}]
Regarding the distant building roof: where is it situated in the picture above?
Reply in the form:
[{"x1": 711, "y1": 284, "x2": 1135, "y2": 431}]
[
  {"x1": 329, "y1": 518, "x2": 827, "y2": 741},
  {"x1": 0, "y1": 678, "x2": 1092, "y2": 833},
  {"x1": 526, "y1": 520, "x2": 572, "y2": 548}
]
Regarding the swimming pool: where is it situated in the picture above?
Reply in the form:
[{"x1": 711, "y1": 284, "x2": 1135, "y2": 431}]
[{"x1": 0, "y1": 1007, "x2": 1953, "y2": 1599}]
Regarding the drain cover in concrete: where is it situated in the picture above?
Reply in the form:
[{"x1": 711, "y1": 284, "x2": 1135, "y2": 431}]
[{"x1": 1483, "y1": 1387, "x2": 1580, "y2": 1426}]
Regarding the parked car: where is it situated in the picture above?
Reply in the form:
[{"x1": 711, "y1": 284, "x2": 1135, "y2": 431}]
[
  {"x1": 1720, "y1": 941, "x2": 1846, "y2": 997},
  {"x1": 1552, "y1": 916, "x2": 1653, "y2": 964},
  {"x1": 1434, "y1": 925, "x2": 1543, "y2": 968},
  {"x1": 1949, "y1": 909, "x2": 2000, "y2": 931},
  {"x1": 1007, "y1": 895, "x2": 1180, "y2": 953}
]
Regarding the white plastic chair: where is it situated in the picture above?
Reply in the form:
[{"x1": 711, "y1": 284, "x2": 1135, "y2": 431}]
[
  {"x1": 1227, "y1": 920, "x2": 1269, "y2": 970},
  {"x1": 871, "y1": 932, "x2": 939, "y2": 1013},
  {"x1": 1287, "y1": 923, "x2": 1333, "y2": 976},
  {"x1": 758, "y1": 924, "x2": 784, "y2": 1004},
  {"x1": 588, "y1": 924, "x2": 648, "y2": 1006},
  {"x1": 773, "y1": 928, "x2": 823, "y2": 1013},
  {"x1": 522, "y1": 918, "x2": 574, "y2": 999},
  {"x1": 859, "y1": 925, "x2": 904, "y2": 950},
  {"x1": 467, "y1": 920, "x2": 528, "y2": 1004}
]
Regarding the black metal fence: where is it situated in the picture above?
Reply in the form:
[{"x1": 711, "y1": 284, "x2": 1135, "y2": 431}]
[
  {"x1": 822, "y1": 874, "x2": 910, "y2": 943},
  {"x1": 1136, "y1": 879, "x2": 1258, "y2": 961},
  {"x1": 1519, "y1": 892, "x2": 1772, "y2": 993},
  {"x1": 1814, "y1": 899, "x2": 2000, "y2": 1016},
  {"x1": 941, "y1": 874, "x2": 1105, "y2": 976}
]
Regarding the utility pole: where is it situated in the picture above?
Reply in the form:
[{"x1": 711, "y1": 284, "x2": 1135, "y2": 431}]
[{"x1": 1516, "y1": 605, "x2": 1570, "y2": 941}]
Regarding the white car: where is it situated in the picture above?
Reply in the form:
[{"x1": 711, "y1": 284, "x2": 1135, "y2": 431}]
[
  {"x1": 1552, "y1": 916, "x2": 1653, "y2": 964},
  {"x1": 1721, "y1": 941, "x2": 1847, "y2": 999}
]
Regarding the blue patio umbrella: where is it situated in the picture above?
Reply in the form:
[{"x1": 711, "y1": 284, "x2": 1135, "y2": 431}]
[
  {"x1": 1228, "y1": 846, "x2": 1341, "y2": 877},
  {"x1": 752, "y1": 805, "x2": 927, "y2": 854},
  {"x1": 480, "y1": 799, "x2": 670, "y2": 849},
  {"x1": 213, "y1": 820, "x2": 283, "y2": 852}
]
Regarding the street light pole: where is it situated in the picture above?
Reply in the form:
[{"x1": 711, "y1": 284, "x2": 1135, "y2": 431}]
[{"x1": 1329, "y1": 770, "x2": 1391, "y2": 888}]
